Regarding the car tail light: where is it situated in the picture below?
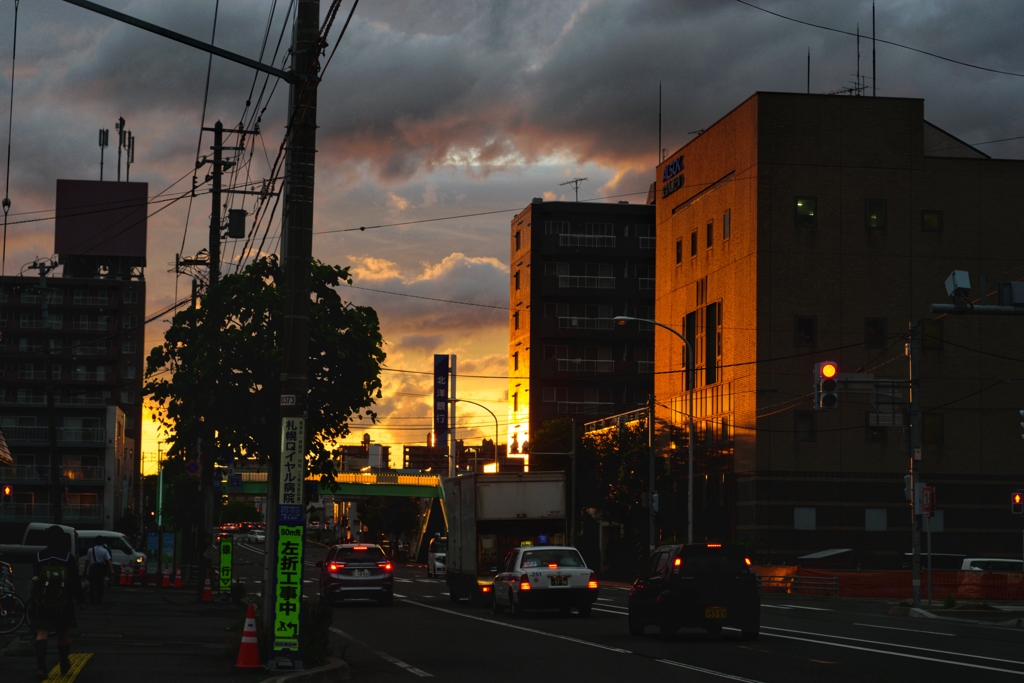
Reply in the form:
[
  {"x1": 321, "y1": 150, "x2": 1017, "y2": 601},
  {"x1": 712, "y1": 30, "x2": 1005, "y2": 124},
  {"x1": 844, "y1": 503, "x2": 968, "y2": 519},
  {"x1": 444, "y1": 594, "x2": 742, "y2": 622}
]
[
  {"x1": 519, "y1": 575, "x2": 531, "y2": 591},
  {"x1": 587, "y1": 573, "x2": 598, "y2": 589},
  {"x1": 378, "y1": 562, "x2": 392, "y2": 572},
  {"x1": 354, "y1": 546, "x2": 368, "y2": 551},
  {"x1": 707, "y1": 543, "x2": 722, "y2": 548},
  {"x1": 329, "y1": 562, "x2": 345, "y2": 572},
  {"x1": 482, "y1": 585, "x2": 491, "y2": 593},
  {"x1": 744, "y1": 557, "x2": 752, "y2": 566},
  {"x1": 548, "y1": 563, "x2": 558, "y2": 569},
  {"x1": 674, "y1": 557, "x2": 682, "y2": 567}
]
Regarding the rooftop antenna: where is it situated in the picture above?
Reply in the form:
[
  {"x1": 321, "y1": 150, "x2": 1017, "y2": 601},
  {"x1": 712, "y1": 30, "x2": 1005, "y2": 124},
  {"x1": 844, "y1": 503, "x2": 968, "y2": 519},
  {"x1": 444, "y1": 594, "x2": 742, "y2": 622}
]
[
  {"x1": 658, "y1": 81, "x2": 662, "y2": 164},
  {"x1": 807, "y1": 48, "x2": 810, "y2": 94},
  {"x1": 115, "y1": 116, "x2": 125, "y2": 181},
  {"x1": 872, "y1": 2, "x2": 876, "y2": 97},
  {"x1": 559, "y1": 177, "x2": 588, "y2": 202},
  {"x1": 98, "y1": 129, "x2": 109, "y2": 181},
  {"x1": 125, "y1": 132, "x2": 135, "y2": 182}
]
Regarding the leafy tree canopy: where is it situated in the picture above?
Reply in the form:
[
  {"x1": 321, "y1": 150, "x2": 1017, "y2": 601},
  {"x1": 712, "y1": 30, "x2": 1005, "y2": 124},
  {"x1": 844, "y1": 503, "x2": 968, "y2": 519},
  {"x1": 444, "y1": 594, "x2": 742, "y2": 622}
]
[{"x1": 145, "y1": 256, "x2": 386, "y2": 480}]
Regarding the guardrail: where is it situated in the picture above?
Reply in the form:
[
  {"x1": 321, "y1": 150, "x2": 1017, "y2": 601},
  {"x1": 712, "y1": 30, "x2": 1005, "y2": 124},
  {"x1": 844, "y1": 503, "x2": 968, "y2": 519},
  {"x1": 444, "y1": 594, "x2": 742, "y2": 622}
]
[{"x1": 757, "y1": 574, "x2": 839, "y2": 597}]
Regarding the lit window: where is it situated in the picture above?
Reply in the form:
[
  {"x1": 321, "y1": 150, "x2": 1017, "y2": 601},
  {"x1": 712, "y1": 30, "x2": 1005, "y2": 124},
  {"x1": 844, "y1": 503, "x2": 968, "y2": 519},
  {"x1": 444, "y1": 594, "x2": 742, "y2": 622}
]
[
  {"x1": 795, "y1": 197, "x2": 816, "y2": 228},
  {"x1": 865, "y1": 199, "x2": 887, "y2": 230},
  {"x1": 921, "y1": 209, "x2": 943, "y2": 233}
]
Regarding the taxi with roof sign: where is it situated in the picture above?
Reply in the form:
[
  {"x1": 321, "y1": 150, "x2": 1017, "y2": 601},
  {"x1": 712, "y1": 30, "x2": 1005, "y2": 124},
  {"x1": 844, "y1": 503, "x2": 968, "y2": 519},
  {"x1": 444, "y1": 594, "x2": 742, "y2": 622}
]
[
  {"x1": 628, "y1": 543, "x2": 759, "y2": 640},
  {"x1": 316, "y1": 544, "x2": 394, "y2": 606},
  {"x1": 491, "y1": 545, "x2": 598, "y2": 617}
]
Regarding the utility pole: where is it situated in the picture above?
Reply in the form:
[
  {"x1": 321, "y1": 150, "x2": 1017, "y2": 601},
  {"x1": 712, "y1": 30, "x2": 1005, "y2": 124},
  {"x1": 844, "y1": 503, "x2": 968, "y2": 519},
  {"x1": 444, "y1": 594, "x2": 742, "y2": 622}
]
[
  {"x1": 28, "y1": 260, "x2": 61, "y2": 523},
  {"x1": 648, "y1": 395, "x2": 656, "y2": 553},
  {"x1": 208, "y1": 121, "x2": 223, "y2": 286},
  {"x1": 908, "y1": 321, "x2": 922, "y2": 608},
  {"x1": 449, "y1": 355, "x2": 457, "y2": 477}
]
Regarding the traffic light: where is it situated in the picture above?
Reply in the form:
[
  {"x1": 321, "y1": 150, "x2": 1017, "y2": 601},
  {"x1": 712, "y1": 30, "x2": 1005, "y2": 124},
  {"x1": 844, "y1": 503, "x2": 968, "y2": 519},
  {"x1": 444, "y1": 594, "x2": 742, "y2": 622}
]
[
  {"x1": 814, "y1": 361, "x2": 839, "y2": 410},
  {"x1": 1, "y1": 484, "x2": 11, "y2": 504},
  {"x1": 1013, "y1": 491, "x2": 1023, "y2": 515}
]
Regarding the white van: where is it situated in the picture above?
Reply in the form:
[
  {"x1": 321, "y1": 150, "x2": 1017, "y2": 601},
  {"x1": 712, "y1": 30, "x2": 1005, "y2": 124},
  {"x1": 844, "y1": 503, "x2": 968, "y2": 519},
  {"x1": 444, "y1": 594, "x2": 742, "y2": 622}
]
[
  {"x1": 77, "y1": 531, "x2": 146, "y2": 574},
  {"x1": 961, "y1": 558, "x2": 1024, "y2": 572},
  {"x1": 427, "y1": 535, "x2": 447, "y2": 578}
]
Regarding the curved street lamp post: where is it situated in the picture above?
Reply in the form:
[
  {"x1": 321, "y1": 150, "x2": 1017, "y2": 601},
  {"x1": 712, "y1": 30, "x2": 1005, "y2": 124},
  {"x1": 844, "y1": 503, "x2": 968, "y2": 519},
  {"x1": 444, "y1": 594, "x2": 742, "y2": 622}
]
[
  {"x1": 614, "y1": 316, "x2": 695, "y2": 544},
  {"x1": 448, "y1": 398, "x2": 499, "y2": 474}
]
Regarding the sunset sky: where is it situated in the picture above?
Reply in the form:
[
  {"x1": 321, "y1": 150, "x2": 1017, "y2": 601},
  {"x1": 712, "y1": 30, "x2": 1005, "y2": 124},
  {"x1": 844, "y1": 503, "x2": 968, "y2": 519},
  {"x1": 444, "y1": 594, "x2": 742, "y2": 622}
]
[{"x1": 2, "y1": 0, "x2": 1024, "y2": 474}]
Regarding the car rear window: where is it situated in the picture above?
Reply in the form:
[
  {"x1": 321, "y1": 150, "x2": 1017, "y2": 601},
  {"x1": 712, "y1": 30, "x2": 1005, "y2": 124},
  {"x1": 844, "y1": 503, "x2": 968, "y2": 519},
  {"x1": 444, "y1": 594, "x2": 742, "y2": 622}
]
[
  {"x1": 683, "y1": 556, "x2": 744, "y2": 574},
  {"x1": 333, "y1": 546, "x2": 386, "y2": 562},
  {"x1": 520, "y1": 549, "x2": 585, "y2": 568},
  {"x1": 431, "y1": 542, "x2": 447, "y2": 553}
]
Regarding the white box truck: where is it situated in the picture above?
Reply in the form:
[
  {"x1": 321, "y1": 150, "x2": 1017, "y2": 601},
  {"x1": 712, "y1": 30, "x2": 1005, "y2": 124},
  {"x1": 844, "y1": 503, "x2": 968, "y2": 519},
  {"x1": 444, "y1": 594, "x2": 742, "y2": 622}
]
[{"x1": 444, "y1": 472, "x2": 567, "y2": 604}]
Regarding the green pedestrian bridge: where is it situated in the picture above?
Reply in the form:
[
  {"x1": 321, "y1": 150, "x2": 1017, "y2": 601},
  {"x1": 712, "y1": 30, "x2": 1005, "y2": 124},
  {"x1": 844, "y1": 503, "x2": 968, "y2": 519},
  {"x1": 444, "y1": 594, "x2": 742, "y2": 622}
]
[{"x1": 234, "y1": 470, "x2": 444, "y2": 499}]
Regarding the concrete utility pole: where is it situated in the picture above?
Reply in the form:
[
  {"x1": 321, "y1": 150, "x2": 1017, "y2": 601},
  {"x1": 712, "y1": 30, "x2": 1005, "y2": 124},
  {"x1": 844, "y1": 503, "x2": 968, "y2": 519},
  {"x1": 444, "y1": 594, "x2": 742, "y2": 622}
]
[
  {"x1": 264, "y1": 0, "x2": 321, "y2": 638},
  {"x1": 908, "y1": 321, "x2": 922, "y2": 608},
  {"x1": 32, "y1": 262, "x2": 62, "y2": 524}
]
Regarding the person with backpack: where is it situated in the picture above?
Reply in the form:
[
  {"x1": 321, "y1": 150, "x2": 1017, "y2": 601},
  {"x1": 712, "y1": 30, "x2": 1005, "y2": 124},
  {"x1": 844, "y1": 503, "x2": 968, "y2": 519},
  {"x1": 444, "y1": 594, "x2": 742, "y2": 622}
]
[
  {"x1": 84, "y1": 542, "x2": 113, "y2": 604},
  {"x1": 30, "y1": 526, "x2": 85, "y2": 681}
]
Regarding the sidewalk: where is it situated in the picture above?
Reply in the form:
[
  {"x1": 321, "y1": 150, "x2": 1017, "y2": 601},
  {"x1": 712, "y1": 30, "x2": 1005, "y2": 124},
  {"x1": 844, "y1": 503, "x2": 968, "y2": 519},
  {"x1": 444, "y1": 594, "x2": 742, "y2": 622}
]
[{"x1": 0, "y1": 584, "x2": 263, "y2": 682}]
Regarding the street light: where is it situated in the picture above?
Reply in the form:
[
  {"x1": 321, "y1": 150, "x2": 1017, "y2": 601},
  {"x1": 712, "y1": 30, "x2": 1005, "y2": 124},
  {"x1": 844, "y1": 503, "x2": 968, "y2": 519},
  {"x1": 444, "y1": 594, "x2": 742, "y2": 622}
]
[
  {"x1": 448, "y1": 399, "x2": 500, "y2": 473},
  {"x1": 614, "y1": 315, "x2": 695, "y2": 544}
]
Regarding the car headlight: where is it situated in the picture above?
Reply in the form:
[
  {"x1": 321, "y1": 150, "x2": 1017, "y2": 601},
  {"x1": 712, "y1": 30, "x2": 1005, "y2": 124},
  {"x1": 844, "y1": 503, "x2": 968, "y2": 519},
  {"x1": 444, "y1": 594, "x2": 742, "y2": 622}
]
[{"x1": 135, "y1": 556, "x2": 145, "y2": 563}]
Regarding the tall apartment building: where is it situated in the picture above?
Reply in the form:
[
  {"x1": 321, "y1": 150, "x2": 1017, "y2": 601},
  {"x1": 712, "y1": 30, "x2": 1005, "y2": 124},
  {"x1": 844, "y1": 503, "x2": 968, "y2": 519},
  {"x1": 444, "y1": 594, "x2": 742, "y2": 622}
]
[
  {"x1": 654, "y1": 92, "x2": 1024, "y2": 566},
  {"x1": 508, "y1": 199, "x2": 656, "y2": 463},
  {"x1": 0, "y1": 180, "x2": 146, "y2": 538}
]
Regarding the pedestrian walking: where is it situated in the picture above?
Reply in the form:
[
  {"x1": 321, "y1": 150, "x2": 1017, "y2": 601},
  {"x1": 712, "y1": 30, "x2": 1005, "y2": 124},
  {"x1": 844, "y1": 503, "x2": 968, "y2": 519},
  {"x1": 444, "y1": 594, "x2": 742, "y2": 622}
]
[
  {"x1": 84, "y1": 542, "x2": 113, "y2": 604},
  {"x1": 29, "y1": 526, "x2": 86, "y2": 681}
]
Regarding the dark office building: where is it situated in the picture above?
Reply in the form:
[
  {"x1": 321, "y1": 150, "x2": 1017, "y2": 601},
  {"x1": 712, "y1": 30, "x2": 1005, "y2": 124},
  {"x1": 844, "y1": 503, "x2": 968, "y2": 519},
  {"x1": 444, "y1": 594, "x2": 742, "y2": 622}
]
[
  {"x1": 0, "y1": 180, "x2": 146, "y2": 538},
  {"x1": 508, "y1": 199, "x2": 656, "y2": 466}
]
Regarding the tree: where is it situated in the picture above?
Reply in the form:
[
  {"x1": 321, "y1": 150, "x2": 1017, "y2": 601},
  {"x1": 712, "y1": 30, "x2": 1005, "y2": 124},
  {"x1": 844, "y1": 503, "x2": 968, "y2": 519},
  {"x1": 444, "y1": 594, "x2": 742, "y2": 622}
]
[
  {"x1": 221, "y1": 500, "x2": 262, "y2": 523},
  {"x1": 144, "y1": 256, "x2": 386, "y2": 479}
]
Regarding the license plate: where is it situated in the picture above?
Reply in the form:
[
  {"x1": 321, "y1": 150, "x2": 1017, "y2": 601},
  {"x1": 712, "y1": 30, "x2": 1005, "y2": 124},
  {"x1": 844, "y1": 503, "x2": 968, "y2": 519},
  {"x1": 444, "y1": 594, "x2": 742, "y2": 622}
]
[
  {"x1": 550, "y1": 576, "x2": 568, "y2": 586},
  {"x1": 353, "y1": 569, "x2": 370, "y2": 577},
  {"x1": 705, "y1": 606, "x2": 727, "y2": 619}
]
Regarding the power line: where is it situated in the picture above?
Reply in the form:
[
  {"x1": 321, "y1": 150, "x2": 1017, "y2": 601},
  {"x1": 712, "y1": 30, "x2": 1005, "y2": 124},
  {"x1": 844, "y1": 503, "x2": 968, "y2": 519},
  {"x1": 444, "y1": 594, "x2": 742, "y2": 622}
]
[
  {"x1": 735, "y1": 0, "x2": 1024, "y2": 79},
  {"x1": 345, "y1": 284, "x2": 506, "y2": 310}
]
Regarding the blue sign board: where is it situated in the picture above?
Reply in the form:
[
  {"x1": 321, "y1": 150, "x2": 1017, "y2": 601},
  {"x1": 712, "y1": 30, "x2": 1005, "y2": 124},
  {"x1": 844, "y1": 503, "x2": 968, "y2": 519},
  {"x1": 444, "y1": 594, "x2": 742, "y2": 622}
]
[
  {"x1": 278, "y1": 503, "x2": 303, "y2": 525},
  {"x1": 433, "y1": 354, "x2": 449, "y2": 445}
]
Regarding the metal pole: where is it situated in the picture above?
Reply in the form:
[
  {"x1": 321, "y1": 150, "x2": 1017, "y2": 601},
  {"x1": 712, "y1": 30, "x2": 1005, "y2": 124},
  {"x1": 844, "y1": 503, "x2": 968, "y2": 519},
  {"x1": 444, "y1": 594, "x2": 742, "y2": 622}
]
[
  {"x1": 570, "y1": 421, "x2": 576, "y2": 546},
  {"x1": 908, "y1": 321, "x2": 922, "y2": 608},
  {"x1": 687, "y1": 340, "x2": 694, "y2": 544},
  {"x1": 649, "y1": 394, "x2": 656, "y2": 553},
  {"x1": 926, "y1": 511, "x2": 932, "y2": 610},
  {"x1": 449, "y1": 355, "x2": 457, "y2": 477}
]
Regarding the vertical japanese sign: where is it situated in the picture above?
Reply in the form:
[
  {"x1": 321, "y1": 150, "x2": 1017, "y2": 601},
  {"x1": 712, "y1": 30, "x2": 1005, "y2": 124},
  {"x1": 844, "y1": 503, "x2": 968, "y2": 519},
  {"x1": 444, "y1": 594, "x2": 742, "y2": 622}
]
[
  {"x1": 273, "y1": 525, "x2": 303, "y2": 660},
  {"x1": 278, "y1": 418, "x2": 305, "y2": 525},
  {"x1": 274, "y1": 417, "x2": 306, "y2": 665},
  {"x1": 146, "y1": 532, "x2": 159, "y2": 575},
  {"x1": 160, "y1": 531, "x2": 175, "y2": 576},
  {"x1": 433, "y1": 354, "x2": 449, "y2": 445},
  {"x1": 218, "y1": 535, "x2": 233, "y2": 597}
]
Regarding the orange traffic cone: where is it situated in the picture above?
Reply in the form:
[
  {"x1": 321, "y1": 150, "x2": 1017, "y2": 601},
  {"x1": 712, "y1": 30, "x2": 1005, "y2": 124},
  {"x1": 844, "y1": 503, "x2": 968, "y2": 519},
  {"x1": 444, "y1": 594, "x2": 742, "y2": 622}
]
[
  {"x1": 234, "y1": 604, "x2": 261, "y2": 668},
  {"x1": 201, "y1": 572, "x2": 213, "y2": 602},
  {"x1": 161, "y1": 569, "x2": 171, "y2": 588},
  {"x1": 119, "y1": 564, "x2": 128, "y2": 586},
  {"x1": 172, "y1": 566, "x2": 183, "y2": 588}
]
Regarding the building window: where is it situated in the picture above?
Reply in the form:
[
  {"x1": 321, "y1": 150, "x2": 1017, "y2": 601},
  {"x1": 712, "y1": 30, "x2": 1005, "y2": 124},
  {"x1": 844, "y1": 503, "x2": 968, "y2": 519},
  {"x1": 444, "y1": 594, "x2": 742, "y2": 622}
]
[
  {"x1": 122, "y1": 341, "x2": 137, "y2": 354},
  {"x1": 637, "y1": 225, "x2": 655, "y2": 249},
  {"x1": 864, "y1": 317, "x2": 887, "y2": 349},
  {"x1": 122, "y1": 316, "x2": 137, "y2": 330},
  {"x1": 794, "y1": 507, "x2": 816, "y2": 531},
  {"x1": 514, "y1": 231, "x2": 521, "y2": 250},
  {"x1": 706, "y1": 220, "x2": 713, "y2": 249},
  {"x1": 123, "y1": 290, "x2": 138, "y2": 304},
  {"x1": 865, "y1": 199, "x2": 887, "y2": 230},
  {"x1": 514, "y1": 271, "x2": 520, "y2": 291},
  {"x1": 543, "y1": 387, "x2": 555, "y2": 402},
  {"x1": 123, "y1": 365, "x2": 137, "y2": 380},
  {"x1": 544, "y1": 221, "x2": 571, "y2": 235},
  {"x1": 723, "y1": 209, "x2": 731, "y2": 240},
  {"x1": 923, "y1": 319, "x2": 943, "y2": 351},
  {"x1": 675, "y1": 239, "x2": 682, "y2": 265},
  {"x1": 794, "y1": 411, "x2": 816, "y2": 442},
  {"x1": 923, "y1": 413, "x2": 944, "y2": 445},
  {"x1": 865, "y1": 509, "x2": 887, "y2": 532},
  {"x1": 513, "y1": 311, "x2": 520, "y2": 330},
  {"x1": 794, "y1": 316, "x2": 816, "y2": 347},
  {"x1": 690, "y1": 231, "x2": 697, "y2": 257},
  {"x1": 120, "y1": 390, "x2": 135, "y2": 404},
  {"x1": 921, "y1": 210, "x2": 943, "y2": 233},
  {"x1": 795, "y1": 197, "x2": 816, "y2": 228},
  {"x1": 512, "y1": 352, "x2": 519, "y2": 371}
]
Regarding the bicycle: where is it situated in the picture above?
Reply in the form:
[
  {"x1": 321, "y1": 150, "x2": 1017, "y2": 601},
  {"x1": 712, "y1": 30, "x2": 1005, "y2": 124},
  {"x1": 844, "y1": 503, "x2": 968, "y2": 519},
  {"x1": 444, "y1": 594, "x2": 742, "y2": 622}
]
[{"x1": 0, "y1": 560, "x2": 28, "y2": 634}]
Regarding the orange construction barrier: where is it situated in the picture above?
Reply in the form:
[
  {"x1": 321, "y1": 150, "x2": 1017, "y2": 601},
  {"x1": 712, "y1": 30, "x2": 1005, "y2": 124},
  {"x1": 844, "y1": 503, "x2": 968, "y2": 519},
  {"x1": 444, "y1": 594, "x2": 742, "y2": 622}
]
[
  {"x1": 118, "y1": 564, "x2": 128, "y2": 586},
  {"x1": 161, "y1": 569, "x2": 171, "y2": 588},
  {"x1": 201, "y1": 573, "x2": 214, "y2": 602},
  {"x1": 234, "y1": 604, "x2": 261, "y2": 668},
  {"x1": 172, "y1": 566, "x2": 183, "y2": 588}
]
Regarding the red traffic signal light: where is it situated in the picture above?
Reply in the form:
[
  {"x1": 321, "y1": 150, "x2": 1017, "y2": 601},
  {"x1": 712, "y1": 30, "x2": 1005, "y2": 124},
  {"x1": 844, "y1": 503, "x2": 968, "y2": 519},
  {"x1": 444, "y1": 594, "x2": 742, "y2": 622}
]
[
  {"x1": 1013, "y1": 491, "x2": 1024, "y2": 515},
  {"x1": 814, "y1": 361, "x2": 839, "y2": 410},
  {"x1": 1, "y1": 484, "x2": 11, "y2": 503}
]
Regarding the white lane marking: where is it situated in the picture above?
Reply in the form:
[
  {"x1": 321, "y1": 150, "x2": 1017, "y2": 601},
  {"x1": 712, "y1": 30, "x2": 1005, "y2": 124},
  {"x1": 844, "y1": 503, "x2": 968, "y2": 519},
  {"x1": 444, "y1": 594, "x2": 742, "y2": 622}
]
[
  {"x1": 440, "y1": 592, "x2": 450, "y2": 595},
  {"x1": 394, "y1": 593, "x2": 407, "y2": 598},
  {"x1": 764, "y1": 604, "x2": 832, "y2": 611},
  {"x1": 762, "y1": 626, "x2": 1024, "y2": 666},
  {"x1": 853, "y1": 623, "x2": 956, "y2": 637},
  {"x1": 656, "y1": 659, "x2": 764, "y2": 683},
  {"x1": 597, "y1": 598, "x2": 615, "y2": 602},
  {"x1": 593, "y1": 607, "x2": 628, "y2": 616},
  {"x1": 395, "y1": 578, "x2": 413, "y2": 583},
  {"x1": 761, "y1": 605, "x2": 792, "y2": 610},
  {"x1": 760, "y1": 631, "x2": 1024, "y2": 676},
  {"x1": 330, "y1": 627, "x2": 432, "y2": 677},
  {"x1": 404, "y1": 600, "x2": 633, "y2": 654}
]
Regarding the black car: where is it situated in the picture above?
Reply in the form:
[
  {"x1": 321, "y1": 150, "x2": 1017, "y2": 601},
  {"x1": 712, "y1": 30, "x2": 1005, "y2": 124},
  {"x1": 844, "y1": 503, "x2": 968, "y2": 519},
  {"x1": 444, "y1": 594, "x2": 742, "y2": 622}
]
[
  {"x1": 628, "y1": 543, "x2": 759, "y2": 640},
  {"x1": 316, "y1": 544, "x2": 394, "y2": 606}
]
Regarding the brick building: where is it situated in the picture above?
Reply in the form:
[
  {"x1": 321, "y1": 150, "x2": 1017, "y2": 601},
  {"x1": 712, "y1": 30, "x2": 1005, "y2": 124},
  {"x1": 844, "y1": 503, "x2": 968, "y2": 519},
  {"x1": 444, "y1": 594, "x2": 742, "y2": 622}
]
[
  {"x1": 508, "y1": 199, "x2": 656, "y2": 462},
  {"x1": 654, "y1": 92, "x2": 1024, "y2": 566},
  {"x1": 0, "y1": 180, "x2": 146, "y2": 538}
]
